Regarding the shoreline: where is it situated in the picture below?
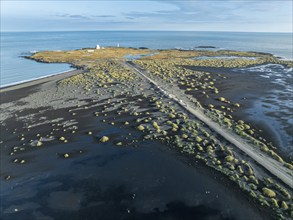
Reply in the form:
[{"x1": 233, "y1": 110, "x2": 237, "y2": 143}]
[
  {"x1": 1, "y1": 58, "x2": 291, "y2": 93},
  {"x1": 126, "y1": 61, "x2": 293, "y2": 188},
  {"x1": 0, "y1": 62, "x2": 273, "y2": 220},
  {"x1": 0, "y1": 69, "x2": 84, "y2": 93},
  {"x1": 183, "y1": 65, "x2": 293, "y2": 160},
  {"x1": 1, "y1": 47, "x2": 292, "y2": 219},
  {"x1": 1, "y1": 46, "x2": 291, "y2": 92}
]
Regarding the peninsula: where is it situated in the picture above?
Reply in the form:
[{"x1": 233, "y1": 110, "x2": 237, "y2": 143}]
[{"x1": 1, "y1": 47, "x2": 292, "y2": 220}]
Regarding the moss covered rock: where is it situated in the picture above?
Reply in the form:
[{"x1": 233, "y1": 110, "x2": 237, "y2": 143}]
[
  {"x1": 225, "y1": 155, "x2": 234, "y2": 162},
  {"x1": 262, "y1": 187, "x2": 276, "y2": 198},
  {"x1": 100, "y1": 136, "x2": 109, "y2": 142},
  {"x1": 137, "y1": 125, "x2": 145, "y2": 131}
]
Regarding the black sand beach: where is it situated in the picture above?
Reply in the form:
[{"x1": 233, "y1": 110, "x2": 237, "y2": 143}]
[
  {"x1": 184, "y1": 65, "x2": 293, "y2": 160},
  {"x1": 0, "y1": 68, "x2": 271, "y2": 220},
  {"x1": 1, "y1": 48, "x2": 292, "y2": 220}
]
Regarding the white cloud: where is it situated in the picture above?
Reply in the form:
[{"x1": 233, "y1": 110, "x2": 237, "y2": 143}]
[{"x1": 1, "y1": 0, "x2": 292, "y2": 32}]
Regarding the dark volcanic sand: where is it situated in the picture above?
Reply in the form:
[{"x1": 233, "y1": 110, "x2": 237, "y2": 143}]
[
  {"x1": 1, "y1": 138, "x2": 268, "y2": 220},
  {"x1": 184, "y1": 64, "x2": 293, "y2": 160},
  {"x1": 0, "y1": 81, "x2": 271, "y2": 220}
]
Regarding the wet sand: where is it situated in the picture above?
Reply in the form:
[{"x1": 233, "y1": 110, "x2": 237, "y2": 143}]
[
  {"x1": 0, "y1": 69, "x2": 84, "y2": 103},
  {"x1": 184, "y1": 65, "x2": 293, "y2": 160},
  {"x1": 0, "y1": 70, "x2": 271, "y2": 220}
]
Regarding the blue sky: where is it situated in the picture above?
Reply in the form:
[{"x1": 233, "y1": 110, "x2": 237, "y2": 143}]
[{"x1": 1, "y1": 0, "x2": 292, "y2": 32}]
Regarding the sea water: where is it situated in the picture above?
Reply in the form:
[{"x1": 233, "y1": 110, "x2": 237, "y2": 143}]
[{"x1": 1, "y1": 31, "x2": 292, "y2": 87}]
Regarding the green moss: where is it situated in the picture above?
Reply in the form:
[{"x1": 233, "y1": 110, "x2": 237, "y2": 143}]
[
  {"x1": 281, "y1": 201, "x2": 288, "y2": 210},
  {"x1": 249, "y1": 191, "x2": 257, "y2": 199},
  {"x1": 235, "y1": 125, "x2": 244, "y2": 131},
  {"x1": 172, "y1": 123, "x2": 179, "y2": 131},
  {"x1": 169, "y1": 113, "x2": 176, "y2": 119},
  {"x1": 63, "y1": 153, "x2": 70, "y2": 158},
  {"x1": 243, "y1": 124, "x2": 250, "y2": 130},
  {"x1": 100, "y1": 136, "x2": 109, "y2": 142},
  {"x1": 223, "y1": 118, "x2": 232, "y2": 127},
  {"x1": 249, "y1": 183, "x2": 257, "y2": 190},
  {"x1": 271, "y1": 198, "x2": 279, "y2": 208},
  {"x1": 228, "y1": 164, "x2": 235, "y2": 171},
  {"x1": 196, "y1": 136, "x2": 203, "y2": 142},
  {"x1": 182, "y1": 134, "x2": 188, "y2": 139},
  {"x1": 237, "y1": 165, "x2": 244, "y2": 174},
  {"x1": 219, "y1": 97, "x2": 226, "y2": 102},
  {"x1": 197, "y1": 144, "x2": 203, "y2": 151},
  {"x1": 238, "y1": 120, "x2": 244, "y2": 124},
  {"x1": 36, "y1": 141, "x2": 43, "y2": 147},
  {"x1": 144, "y1": 135, "x2": 151, "y2": 140},
  {"x1": 225, "y1": 155, "x2": 234, "y2": 162},
  {"x1": 262, "y1": 187, "x2": 276, "y2": 198},
  {"x1": 271, "y1": 152, "x2": 284, "y2": 163},
  {"x1": 137, "y1": 125, "x2": 145, "y2": 131},
  {"x1": 264, "y1": 177, "x2": 274, "y2": 184},
  {"x1": 279, "y1": 188, "x2": 291, "y2": 200},
  {"x1": 284, "y1": 162, "x2": 293, "y2": 170},
  {"x1": 153, "y1": 122, "x2": 160, "y2": 130},
  {"x1": 261, "y1": 145, "x2": 269, "y2": 152}
]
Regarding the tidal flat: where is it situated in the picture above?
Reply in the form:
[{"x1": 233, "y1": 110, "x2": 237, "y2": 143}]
[{"x1": 0, "y1": 48, "x2": 292, "y2": 220}]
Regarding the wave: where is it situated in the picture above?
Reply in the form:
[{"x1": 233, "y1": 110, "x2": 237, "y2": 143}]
[
  {"x1": 238, "y1": 64, "x2": 293, "y2": 74},
  {"x1": 0, "y1": 69, "x2": 74, "y2": 89}
]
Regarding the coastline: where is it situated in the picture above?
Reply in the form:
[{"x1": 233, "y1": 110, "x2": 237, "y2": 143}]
[
  {"x1": 0, "y1": 69, "x2": 83, "y2": 93},
  {"x1": 1, "y1": 47, "x2": 292, "y2": 219},
  {"x1": 127, "y1": 61, "x2": 293, "y2": 188},
  {"x1": 183, "y1": 65, "x2": 293, "y2": 160},
  {"x1": 0, "y1": 64, "x2": 272, "y2": 220}
]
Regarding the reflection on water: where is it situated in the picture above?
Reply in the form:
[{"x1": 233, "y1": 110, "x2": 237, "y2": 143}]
[
  {"x1": 184, "y1": 63, "x2": 292, "y2": 158},
  {"x1": 124, "y1": 52, "x2": 159, "y2": 61},
  {"x1": 193, "y1": 56, "x2": 257, "y2": 60},
  {"x1": 236, "y1": 64, "x2": 293, "y2": 157}
]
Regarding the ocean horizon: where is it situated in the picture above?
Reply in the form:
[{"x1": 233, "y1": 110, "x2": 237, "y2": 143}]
[
  {"x1": 3, "y1": 30, "x2": 292, "y2": 33},
  {"x1": 1, "y1": 30, "x2": 292, "y2": 87}
]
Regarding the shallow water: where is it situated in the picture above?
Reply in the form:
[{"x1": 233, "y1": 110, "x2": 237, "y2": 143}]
[
  {"x1": 193, "y1": 56, "x2": 257, "y2": 60},
  {"x1": 236, "y1": 64, "x2": 293, "y2": 157},
  {"x1": 186, "y1": 64, "x2": 293, "y2": 158},
  {"x1": 124, "y1": 52, "x2": 159, "y2": 61}
]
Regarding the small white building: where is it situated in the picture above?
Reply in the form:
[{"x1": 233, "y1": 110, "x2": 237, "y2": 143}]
[{"x1": 96, "y1": 44, "x2": 101, "y2": 49}]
